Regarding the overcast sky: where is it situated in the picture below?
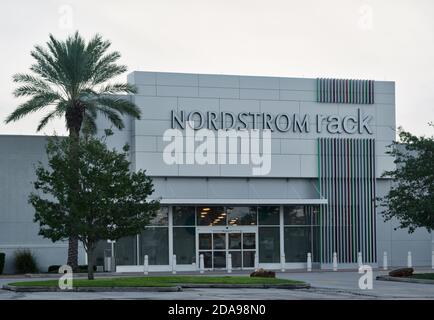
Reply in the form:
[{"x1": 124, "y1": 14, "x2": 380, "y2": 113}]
[{"x1": 1, "y1": 0, "x2": 433, "y2": 137}]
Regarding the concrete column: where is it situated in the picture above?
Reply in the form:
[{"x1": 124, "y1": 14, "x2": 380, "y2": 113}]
[
  {"x1": 383, "y1": 251, "x2": 388, "y2": 270},
  {"x1": 307, "y1": 253, "x2": 312, "y2": 272},
  {"x1": 407, "y1": 251, "x2": 412, "y2": 268},
  {"x1": 254, "y1": 253, "x2": 259, "y2": 271},
  {"x1": 227, "y1": 253, "x2": 232, "y2": 273},
  {"x1": 333, "y1": 252, "x2": 338, "y2": 271},
  {"x1": 199, "y1": 254, "x2": 204, "y2": 274},
  {"x1": 143, "y1": 255, "x2": 149, "y2": 275},
  {"x1": 172, "y1": 254, "x2": 177, "y2": 274},
  {"x1": 357, "y1": 252, "x2": 363, "y2": 268}
]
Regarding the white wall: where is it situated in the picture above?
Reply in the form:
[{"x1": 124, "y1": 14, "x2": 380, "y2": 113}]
[{"x1": 128, "y1": 71, "x2": 395, "y2": 179}]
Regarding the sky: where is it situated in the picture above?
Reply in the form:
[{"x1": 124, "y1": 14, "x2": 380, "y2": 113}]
[{"x1": 0, "y1": 0, "x2": 433, "y2": 137}]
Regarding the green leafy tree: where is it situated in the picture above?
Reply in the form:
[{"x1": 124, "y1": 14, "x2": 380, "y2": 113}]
[
  {"x1": 29, "y1": 133, "x2": 159, "y2": 280},
  {"x1": 380, "y1": 124, "x2": 434, "y2": 233},
  {"x1": 5, "y1": 32, "x2": 141, "y2": 270}
]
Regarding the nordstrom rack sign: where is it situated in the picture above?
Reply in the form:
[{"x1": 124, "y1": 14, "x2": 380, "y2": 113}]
[{"x1": 171, "y1": 109, "x2": 373, "y2": 134}]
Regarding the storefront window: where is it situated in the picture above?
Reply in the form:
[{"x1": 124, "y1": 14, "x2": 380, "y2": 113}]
[
  {"x1": 115, "y1": 236, "x2": 137, "y2": 265},
  {"x1": 284, "y1": 206, "x2": 311, "y2": 225},
  {"x1": 173, "y1": 206, "x2": 195, "y2": 226},
  {"x1": 197, "y1": 206, "x2": 226, "y2": 226},
  {"x1": 139, "y1": 227, "x2": 169, "y2": 265},
  {"x1": 258, "y1": 227, "x2": 280, "y2": 263},
  {"x1": 283, "y1": 205, "x2": 320, "y2": 262},
  {"x1": 227, "y1": 206, "x2": 257, "y2": 226},
  {"x1": 173, "y1": 227, "x2": 196, "y2": 264},
  {"x1": 258, "y1": 206, "x2": 280, "y2": 225},
  {"x1": 92, "y1": 240, "x2": 111, "y2": 267},
  {"x1": 284, "y1": 226, "x2": 311, "y2": 262},
  {"x1": 199, "y1": 233, "x2": 212, "y2": 250}
]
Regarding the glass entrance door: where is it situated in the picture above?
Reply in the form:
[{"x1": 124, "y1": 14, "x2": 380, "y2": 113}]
[{"x1": 198, "y1": 231, "x2": 256, "y2": 270}]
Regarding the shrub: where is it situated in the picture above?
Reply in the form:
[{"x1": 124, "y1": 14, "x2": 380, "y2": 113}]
[
  {"x1": 0, "y1": 253, "x2": 5, "y2": 274},
  {"x1": 47, "y1": 265, "x2": 61, "y2": 273},
  {"x1": 48, "y1": 264, "x2": 97, "y2": 273},
  {"x1": 14, "y1": 249, "x2": 38, "y2": 274}
]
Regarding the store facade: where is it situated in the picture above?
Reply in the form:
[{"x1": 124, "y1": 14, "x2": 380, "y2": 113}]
[
  {"x1": 2, "y1": 71, "x2": 433, "y2": 274},
  {"x1": 90, "y1": 72, "x2": 405, "y2": 272}
]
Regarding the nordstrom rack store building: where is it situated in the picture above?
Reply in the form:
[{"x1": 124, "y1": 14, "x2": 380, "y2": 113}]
[{"x1": 2, "y1": 71, "x2": 433, "y2": 273}]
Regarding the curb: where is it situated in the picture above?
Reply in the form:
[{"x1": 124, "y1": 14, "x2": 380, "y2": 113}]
[
  {"x1": 376, "y1": 275, "x2": 434, "y2": 285},
  {"x1": 2, "y1": 283, "x2": 309, "y2": 292},
  {"x1": 180, "y1": 283, "x2": 310, "y2": 289},
  {"x1": 2, "y1": 284, "x2": 182, "y2": 292}
]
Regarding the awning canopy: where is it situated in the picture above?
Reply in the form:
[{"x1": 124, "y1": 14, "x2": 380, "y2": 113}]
[{"x1": 158, "y1": 198, "x2": 327, "y2": 205}]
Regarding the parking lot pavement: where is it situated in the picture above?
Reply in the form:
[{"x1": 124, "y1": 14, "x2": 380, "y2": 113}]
[
  {"x1": 0, "y1": 269, "x2": 433, "y2": 300},
  {"x1": 277, "y1": 269, "x2": 434, "y2": 299}
]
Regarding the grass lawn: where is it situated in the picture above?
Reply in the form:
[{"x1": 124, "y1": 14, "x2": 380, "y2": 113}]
[
  {"x1": 409, "y1": 273, "x2": 434, "y2": 281},
  {"x1": 8, "y1": 276, "x2": 305, "y2": 288}
]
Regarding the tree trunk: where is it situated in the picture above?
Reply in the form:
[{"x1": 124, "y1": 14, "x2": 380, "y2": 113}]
[
  {"x1": 65, "y1": 102, "x2": 84, "y2": 272},
  {"x1": 87, "y1": 246, "x2": 95, "y2": 280},
  {"x1": 67, "y1": 236, "x2": 79, "y2": 271}
]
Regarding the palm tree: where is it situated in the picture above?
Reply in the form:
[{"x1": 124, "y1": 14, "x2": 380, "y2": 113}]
[{"x1": 5, "y1": 31, "x2": 141, "y2": 270}]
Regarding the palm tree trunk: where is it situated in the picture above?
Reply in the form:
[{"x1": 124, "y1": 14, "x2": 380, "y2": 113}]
[
  {"x1": 67, "y1": 236, "x2": 79, "y2": 271},
  {"x1": 65, "y1": 103, "x2": 84, "y2": 272}
]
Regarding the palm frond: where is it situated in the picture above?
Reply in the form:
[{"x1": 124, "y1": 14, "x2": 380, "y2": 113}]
[
  {"x1": 37, "y1": 109, "x2": 61, "y2": 131},
  {"x1": 96, "y1": 97, "x2": 141, "y2": 119},
  {"x1": 13, "y1": 73, "x2": 51, "y2": 89},
  {"x1": 30, "y1": 45, "x2": 66, "y2": 86},
  {"x1": 98, "y1": 83, "x2": 137, "y2": 95},
  {"x1": 5, "y1": 93, "x2": 59, "y2": 123},
  {"x1": 96, "y1": 107, "x2": 124, "y2": 130},
  {"x1": 92, "y1": 63, "x2": 127, "y2": 85}
]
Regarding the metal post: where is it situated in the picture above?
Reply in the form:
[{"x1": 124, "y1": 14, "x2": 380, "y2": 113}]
[
  {"x1": 307, "y1": 253, "x2": 312, "y2": 272},
  {"x1": 383, "y1": 251, "x2": 388, "y2": 270},
  {"x1": 357, "y1": 252, "x2": 363, "y2": 268},
  {"x1": 407, "y1": 251, "x2": 412, "y2": 268},
  {"x1": 106, "y1": 239, "x2": 116, "y2": 272},
  {"x1": 199, "y1": 254, "x2": 204, "y2": 274},
  {"x1": 172, "y1": 254, "x2": 177, "y2": 274},
  {"x1": 280, "y1": 254, "x2": 285, "y2": 272},
  {"x1": 432, "y1": 251, "x2": 434, "y2": 270},
  {"x1": 227, "y1": 254, "x2": 232, "y2": 274},
  {"x1": 143, "y1": 255, "x2": 149, "y2": 275},
  {"x1": 104, "y1": 256, "x2": 112, "y2": 272},
  {"x1": 333, "y1": 252, "x2": 338, "y2": 271},
  {"x1": 254, "y1": 253, "x2": 259, "y2": 271}
]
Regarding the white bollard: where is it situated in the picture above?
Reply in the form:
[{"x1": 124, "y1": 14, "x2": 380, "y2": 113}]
[
  {"x1": 383, "y1": 251, "x2": 388, "y2": 270},
  {"x1": 172, "y1": 254, "x2": 177, "y2": 274},
  {"x1": 333, "y1": 252, "x2": 338, "y2": 271},
  {"x1": 407, "y1": 251, "x2": 412, "y2": 268},
  {"x1": 432, "y1": 251, "x2": 434, "y2": 270},
  {"x1": 143, "y1": 255, "x2": 149, "y2": 275},
  {"x1": 357, "y1": 252, "x2": 363, "y2": 268},
  {"x1": 199, "y1": 254, "x2": 204, "y2": 274},
  {"x1": 280, "y1": 255, "x2": 285, "y2": 272},
  {"x1": 254, "y1": 253, "x2": 259, "y2": 271},
  {"x1": 307, "y1": 253, "x2": 312, "y2": 272},
  {"x1": 227, "y1": 254, "x2": 232, "y2": 273}
]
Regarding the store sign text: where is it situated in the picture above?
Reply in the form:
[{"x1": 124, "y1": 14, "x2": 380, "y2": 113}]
[{"x1": 171, "y1": 108, "x2": 373, "y2": 134}]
